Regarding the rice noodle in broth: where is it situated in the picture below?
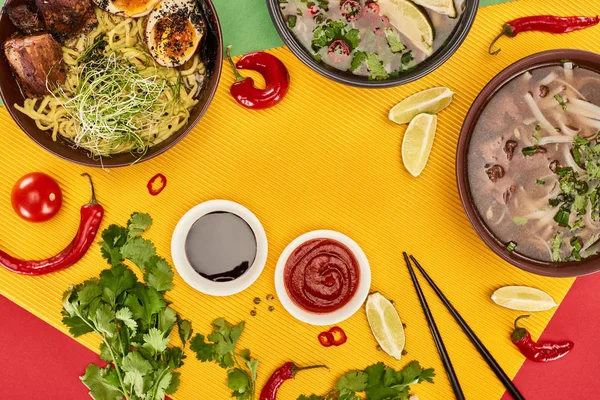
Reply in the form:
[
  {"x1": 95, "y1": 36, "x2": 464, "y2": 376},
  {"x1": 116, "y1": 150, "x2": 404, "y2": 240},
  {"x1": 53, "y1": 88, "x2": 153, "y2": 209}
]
[{"x1": 468, "y1": 64, "x2": 600, "y2": 263}]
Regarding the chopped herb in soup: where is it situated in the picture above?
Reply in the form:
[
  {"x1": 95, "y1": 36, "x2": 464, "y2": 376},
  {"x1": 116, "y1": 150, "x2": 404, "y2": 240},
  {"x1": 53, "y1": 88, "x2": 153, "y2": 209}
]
[
  {"x1": 278, "y1": 0, "x2": 465, "y2": 80},
  {"x1": 468, "y1": 64, "x2": 600, "y2": 263}
]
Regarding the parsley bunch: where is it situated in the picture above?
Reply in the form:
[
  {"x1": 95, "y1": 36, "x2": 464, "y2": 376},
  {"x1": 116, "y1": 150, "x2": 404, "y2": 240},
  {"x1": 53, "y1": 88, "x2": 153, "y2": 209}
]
[
  {"x1": 61, "y1": 213, "x2": 193, "y2": 400},
  {"x1": 190, "y1": 319, "x2": 259, "y2": 399},
  {"x1": 298, "y1": 361, "x2": 434, "y2": 400}
]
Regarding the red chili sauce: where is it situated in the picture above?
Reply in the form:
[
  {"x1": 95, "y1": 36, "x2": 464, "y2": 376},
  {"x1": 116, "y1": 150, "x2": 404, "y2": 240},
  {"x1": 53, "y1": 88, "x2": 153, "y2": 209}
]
[{"x1": 284, "y1": 238, "x2": 360, "y2": 313}]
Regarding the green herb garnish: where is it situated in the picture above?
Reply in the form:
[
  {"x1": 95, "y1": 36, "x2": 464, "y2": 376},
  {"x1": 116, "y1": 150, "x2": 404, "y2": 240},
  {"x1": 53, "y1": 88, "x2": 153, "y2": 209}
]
[
  {"x1": 62, "y1": 213, "x2": 191, "y2": 400},
  {"x1": 552, "y1": 234, "x2": 563, "y2": 262},
  {"x1": 349, "y1": 51, "x2": 367, "y2": 72},
  {"x1": 513, "y1": 216, "x2": 528, "y2": 225},
  {"x1": 366, "y1": 53, "x2": 389, "y2": 80},
  {"x1": 190, "y1": 319, "x2": 259, "y2": 400},
  {"x1": 298, "y1": 361, "x2": 434, "y2": 400},
  {"x1": 554, "y1": 94, "x2": 568, "y2": 110},
  {"x1": 384, "y1": 28, "x2": 405, "y2": 53},
  {"x1": 522, "y1": 146, "x2": 539, "y2": 156},
  {"x1": 507, "y1": 241, "x2": 517, "y2": 252},
  {"x1": 312, "y1": 21, "x2": 359, "y2": 51},
  {"x1": 401, "y1": 51, "x2": 415, "y2": 66},
  {"x1": 536, "y1": 179, "x2": 545, "y2": 185},
  {"x1": 554, "y1": 209, "x2": 571, "y2": 227},
  {"x1": 287, "y1": 15, "x2": 297, "y2": 28}
]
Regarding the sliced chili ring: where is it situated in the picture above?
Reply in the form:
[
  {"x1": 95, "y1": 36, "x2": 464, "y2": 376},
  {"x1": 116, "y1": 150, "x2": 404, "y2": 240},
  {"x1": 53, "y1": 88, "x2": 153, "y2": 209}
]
[
  {"x1": 366, "y1": 1, "x2": 380, "y2": 13},
  {"x1": 147, "y1": 173, "x2": 167, "y2": 196},
  {"x1": 318, "y1": 331, "x2": 335, "y2": 347},
  {"x1": 328, "y1": 326, "x2": 347, "y2": 346},
  {"x1": 308, "y1": 4, "x2": 319, "y2": 16},
  {"x1": 327, "y1": 39, "x2": 351, "y2": 63},
  {"x1": 341, "y1": 0, "x2": 362, "y2": 21}
]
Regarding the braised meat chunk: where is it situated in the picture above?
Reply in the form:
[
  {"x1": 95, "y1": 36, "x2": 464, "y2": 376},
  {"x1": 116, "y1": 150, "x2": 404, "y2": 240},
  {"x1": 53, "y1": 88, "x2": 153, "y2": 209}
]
[
  {"x1": 6, "y1": 4, "x2": 43, "y2": 34},
  {"x1": 35, "y1": 0, "x2": 97, "y2": 41},
  {"x1": 4, "y1": 33, "x2": 66, "y2": 97}
]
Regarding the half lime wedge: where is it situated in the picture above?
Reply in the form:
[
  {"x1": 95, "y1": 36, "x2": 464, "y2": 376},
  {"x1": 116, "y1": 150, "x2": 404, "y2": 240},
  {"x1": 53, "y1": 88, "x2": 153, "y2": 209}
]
[
  {"x1": 412, "y1": 0, "x2": 457, "y2": 18},
  {"x1": 401, "y1": 113, "x2": 438, "y2": 177},
  {"x1": 389, "y1": 86, "x2": 454, "y2": 124},
  {"x1": 378, "y1": 0, "x2": 434, "y2": 55},
  {"x1": 491, "y1": 286, "x2": 557, "y2": 312},
  {"x1": 366, "y1": 292, "x2": 406, "y2": 360}
]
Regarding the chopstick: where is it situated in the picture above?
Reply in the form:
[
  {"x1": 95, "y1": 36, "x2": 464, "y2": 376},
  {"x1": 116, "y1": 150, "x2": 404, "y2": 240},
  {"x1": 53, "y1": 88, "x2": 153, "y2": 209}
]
[
  {"x1": 409, "y1": 255, "x2": 526, "y2": 400},
  {"x1": 402, "y1": 253, "x2": 465, "y2": 400}
]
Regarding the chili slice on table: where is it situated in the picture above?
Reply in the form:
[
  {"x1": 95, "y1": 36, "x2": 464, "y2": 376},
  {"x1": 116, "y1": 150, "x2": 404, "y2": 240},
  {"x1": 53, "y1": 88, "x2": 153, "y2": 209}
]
[
  {"x1": 147, "y1": 173, "x2": 167, "y2": 196},
  {"x1": 226, "y1": 46, "x2": 290, "y2": 110},
  {"x1": 511, "y1": 315, "x2": 574, "y2": 362},
  {"x1": 0, "y1": 173, "x2": 104, "y2": 276},
  {"x1": 318, "y1": 331, "x2": 335, "y2": 347},
  {"x1": 489, "y1": 15, "x2": 600, "y2": 55},
  {"x1": 318, "y1": 326, "x2": 348, "y2": 347}
]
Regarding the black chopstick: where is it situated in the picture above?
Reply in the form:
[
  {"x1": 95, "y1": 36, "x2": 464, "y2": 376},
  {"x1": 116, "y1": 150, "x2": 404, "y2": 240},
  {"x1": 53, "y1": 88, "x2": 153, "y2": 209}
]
[
  {"x1": 409, "y1": 255, "x2": 526, "y2": 400},
  {"x1": 403, "y1": 253, "x2": 465, "y2": 400}
]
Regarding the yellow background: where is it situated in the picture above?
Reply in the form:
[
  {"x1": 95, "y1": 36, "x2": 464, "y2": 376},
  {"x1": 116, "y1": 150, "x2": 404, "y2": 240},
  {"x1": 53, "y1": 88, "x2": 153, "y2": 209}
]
[{"x1": 1, "y1": 0, "x2": 597, "y2": 398}]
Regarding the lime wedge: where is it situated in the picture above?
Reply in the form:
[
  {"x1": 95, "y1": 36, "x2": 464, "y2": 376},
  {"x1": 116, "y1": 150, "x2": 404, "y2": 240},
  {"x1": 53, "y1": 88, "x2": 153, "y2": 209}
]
[
  {"x1": 378, "y1": 0, "x2": 434, "y2": 55},
  {"x1": 389, "y1": 87, "x2": 454, "y2": 124},
  {"x1": 411, "y1": 0, "x2": 457, "y2": 18},
  {"x1": 491, "y1": 286, "x2": 557, "y2": 312},
  {"x1": 366, "y1": 292, "x2": 405, "y2": 360},
  {"x1": 401, "y1": 113, "x2": 438, "y2": 177}
]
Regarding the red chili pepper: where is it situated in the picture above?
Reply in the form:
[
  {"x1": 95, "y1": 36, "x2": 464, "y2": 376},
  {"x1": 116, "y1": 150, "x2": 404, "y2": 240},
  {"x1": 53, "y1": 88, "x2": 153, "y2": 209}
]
[
  {"x1": 341, "y1": 0, "x2": 363, "y2": 22},
  {"x1": 226, "y1": 46, "x2": 290, "y2": 110},
  {"x1": 366, "y1": 1, "x2": 380, "y2": 13},
  {"x1": 147, "y1": 173, "x2": 167, "y2": 196},
  {"x1": 318, "y1": 331, "x2": 335, "y2": 347},
  {"x1": 489, "y1": 15, "x2": 600, "y2": 55},
  {"x1": 327, "y1": 39, "x2": 351, "y2": 63},
  {"x1": 307, "y1": 5, "x2": 319, "y2": 16},
  {"x1": 259, "y1": 362, "x2": 327, "y2": 400},
  {"x1": 328, "y1": 326, "x2": 348, "y2": 346},
  {"x1": 0, "y1": 173, "x2": 104, "y2": 276},
  {"x1": 511, "y1": 315, "x2": 574, "y2": 362}
]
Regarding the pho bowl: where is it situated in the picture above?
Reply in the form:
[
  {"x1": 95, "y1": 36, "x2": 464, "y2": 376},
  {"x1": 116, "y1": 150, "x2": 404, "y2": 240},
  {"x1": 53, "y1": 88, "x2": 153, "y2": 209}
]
[
  {"x1": 266, "y1": 0, "x2": 477, "y2": 88},
  {"x1": 457, "y1": 49, "x2": 600, "y2": 277},
  {"x1": 0, "y1": 0, "x2": 223, "y2": 167}
]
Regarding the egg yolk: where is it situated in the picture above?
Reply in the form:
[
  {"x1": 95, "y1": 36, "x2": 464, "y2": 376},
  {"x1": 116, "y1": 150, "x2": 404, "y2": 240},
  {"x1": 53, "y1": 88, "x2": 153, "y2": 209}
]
[
  {"x1": 153, "y1": 13, "x2": 196, "y2": 62},
  {"x1": 113, "y1": 0, "x2": 155, "y2": 14}
]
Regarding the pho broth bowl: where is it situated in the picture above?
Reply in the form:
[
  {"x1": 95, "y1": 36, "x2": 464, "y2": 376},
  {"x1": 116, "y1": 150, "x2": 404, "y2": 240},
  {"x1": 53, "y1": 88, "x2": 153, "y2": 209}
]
[
  {"x1": 457, "y1": 49, "x2": 600, "y2": 277},
  {"x1": 266, "y1": 0, "x2": 477, "y2": 88},
  {"x1": 0, "y1": 0, "x2": 223, "y2": 167}
]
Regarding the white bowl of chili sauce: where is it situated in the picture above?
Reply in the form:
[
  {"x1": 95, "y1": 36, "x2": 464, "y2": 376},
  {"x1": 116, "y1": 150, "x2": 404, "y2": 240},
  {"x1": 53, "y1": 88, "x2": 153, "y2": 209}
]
[{"x1": 275, "y1": 230, "x2": 371, "y2": 326}]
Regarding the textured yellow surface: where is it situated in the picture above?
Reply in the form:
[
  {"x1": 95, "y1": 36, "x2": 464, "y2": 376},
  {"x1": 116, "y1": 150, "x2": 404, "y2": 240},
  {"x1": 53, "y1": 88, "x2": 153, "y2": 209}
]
[{"x1": 0, "y1": 0, "x2": 597, "y2": 398}]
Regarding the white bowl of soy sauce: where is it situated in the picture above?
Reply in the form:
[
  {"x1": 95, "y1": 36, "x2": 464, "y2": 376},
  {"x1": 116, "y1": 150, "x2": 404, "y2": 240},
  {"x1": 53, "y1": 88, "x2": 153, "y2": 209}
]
[{"x1": 171, "y1": 200, "x2": 268, "y2": 296}]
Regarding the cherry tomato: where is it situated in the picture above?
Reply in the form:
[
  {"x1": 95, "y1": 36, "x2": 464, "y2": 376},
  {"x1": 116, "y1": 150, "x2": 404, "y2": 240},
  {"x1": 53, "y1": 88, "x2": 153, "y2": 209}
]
[{"x1": 11, "y1": 172, "x2": 63, "y2": 222}]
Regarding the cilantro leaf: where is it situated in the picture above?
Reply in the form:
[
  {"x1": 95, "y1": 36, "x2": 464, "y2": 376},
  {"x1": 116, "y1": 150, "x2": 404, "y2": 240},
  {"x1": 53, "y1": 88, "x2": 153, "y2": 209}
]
[
  {"x1": 115, "y1": 307, "x2": 138, "y2": 336},
  {"x1": 246, "y1": 359, "x2": 259, "y2": 383},
  {"x1": 62, "y1": 316, "x2": 94, "y2": 337},
  {"x1": 99, "y1": 225, "x2": 128, "y2": 266},
  {"x1": 121, "y1": 237, "x2": 156, "y2": 270},
  {"x1": 190, "y1": 334, "x2": 215, "y2": 362},
  {"x1": 145, "y1": 256, "x2": 174, "y2": 292},
  {"x1": 177, "y1": 315, "x2": 193, "y2": 346},
  {"x1": 77, "y1": 279, "x2": 102, "y2": 308},
  {"x1": 127, "y1": 212, "x2": 153, "y2": 237},
  {"x1": 349, "y1": 51, "x2": 367, "y2": 72},
  {"x1": 384, "y1": 28, "x2": 405, "y2": 53},
  {"x1": 158, "y1": 308, "x2": 177, "y2": 336},
  {"x1": 155, "y1": 371, "x2": 173, "y2": 399},
  {"x1": 143, "y1": 327, "x2": 170, "y2": 353},
  {"x1": 122, "y1": 351, "x2": 153, "y2": 376},
  {"x1": 227, "y1": 368, "x2": 251, "y2": 393},
  {"x1": 99, "y1": 264, "x2": 137, "y2": 306},
  {"x1": 336, "y1": 370, "x2": 368, "y2": 392},
  {"x1": 166, "y1": 372, "x2": 181, "y2": 395},
  {"x1": 92, "y1": 304, "x2": 116, "y2": 338},
  {"x1": 80, "y1": 364, "x2": 123, "y2": 400},
  {"x1": 366, "y1": 54, "x2": 389, "y2": 81}
]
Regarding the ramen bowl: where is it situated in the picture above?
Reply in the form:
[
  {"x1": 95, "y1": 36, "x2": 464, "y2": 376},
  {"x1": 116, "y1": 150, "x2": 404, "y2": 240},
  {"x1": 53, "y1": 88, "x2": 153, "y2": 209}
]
[
  {"x1": 0, "y1": 0, "x2": 223, "y2": 167},
  {"x1": 266, "y1": 0, "x2": 477, "y2": 88},
  {"x1": 457, "y1": 49, "x2": 600, "y2": 278}
]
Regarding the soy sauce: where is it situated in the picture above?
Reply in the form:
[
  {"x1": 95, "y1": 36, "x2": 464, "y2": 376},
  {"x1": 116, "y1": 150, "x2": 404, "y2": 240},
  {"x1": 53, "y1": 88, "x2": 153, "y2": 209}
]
[{"x1": 184, "y1": 212, "x2": 257, "y2": 282}]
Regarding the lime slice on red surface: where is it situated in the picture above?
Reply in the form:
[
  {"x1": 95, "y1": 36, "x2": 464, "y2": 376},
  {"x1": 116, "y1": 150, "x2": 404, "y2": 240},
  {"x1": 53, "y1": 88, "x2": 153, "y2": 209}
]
[
  {"x1": 389, "y1": 87, "x2": 454, "y2": 124},
  {"x1": 492, "y1": 286, "x2": 557, "y2": 312},
  {"x1": 401, "y1": 113, "x2": 438, "y2": 177},
  {"x1": 378, "y1": 0, "x2": 434, "y2": 55},
  {"x1": 366, "y1": 292, "x2": 406, "y2": 360}
]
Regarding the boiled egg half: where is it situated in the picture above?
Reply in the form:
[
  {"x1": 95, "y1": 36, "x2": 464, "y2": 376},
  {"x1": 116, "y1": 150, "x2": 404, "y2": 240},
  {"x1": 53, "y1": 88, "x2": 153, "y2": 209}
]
[
  {"x1": 145, "y1": 0, "x2": 206, "y2": 67},
  {"x1": 93, "y1": 0, "x2": 162, "y2": 18}
]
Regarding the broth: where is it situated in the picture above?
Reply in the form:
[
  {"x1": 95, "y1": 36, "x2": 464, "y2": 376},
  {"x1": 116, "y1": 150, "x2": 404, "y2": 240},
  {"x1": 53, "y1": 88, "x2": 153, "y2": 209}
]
[
  {"x1": 278, "y1": 0, "x2": 465, "y2": 80},
  {"x1": 468, "y1": 64, "x2": 600, "y2": 262}
]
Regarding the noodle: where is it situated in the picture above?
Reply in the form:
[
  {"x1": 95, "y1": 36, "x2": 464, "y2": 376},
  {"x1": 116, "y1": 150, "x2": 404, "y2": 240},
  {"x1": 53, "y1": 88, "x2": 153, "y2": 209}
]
[{"x1": 14, "y1": 7, "x2": 206, "y2": 158}]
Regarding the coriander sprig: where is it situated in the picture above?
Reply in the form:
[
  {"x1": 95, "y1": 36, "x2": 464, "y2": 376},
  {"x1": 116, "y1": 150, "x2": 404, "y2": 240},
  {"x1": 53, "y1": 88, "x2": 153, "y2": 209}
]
[
  {"x1": 62, "y1": 213, "x2": 192, "y2": 400},
  {"x1": 298, "y1": 361, "x2": 435, "y2": 400},
  {"x1": 190, "y1": 319, "x2": 259, "y2": 400}
]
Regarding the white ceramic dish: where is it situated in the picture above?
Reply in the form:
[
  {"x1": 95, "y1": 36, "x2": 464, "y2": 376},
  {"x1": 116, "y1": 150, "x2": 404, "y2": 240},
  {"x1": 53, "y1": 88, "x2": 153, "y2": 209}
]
[
  {"x1": 274, "y1": 230, "x2": 371, "y2": 326},
  {"x1": 171, "y1": 200, "x2": 268, "y2": 296}
]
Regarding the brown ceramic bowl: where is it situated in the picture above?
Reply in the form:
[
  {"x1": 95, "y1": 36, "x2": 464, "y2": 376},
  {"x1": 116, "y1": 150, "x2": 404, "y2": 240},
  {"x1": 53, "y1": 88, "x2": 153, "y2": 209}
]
[
  {"x1": 0, "y1": 0, "x2": 223, "y2": 167},
  {"x1": 457, "y1": 49, "x2": 600, "y2": 278}
]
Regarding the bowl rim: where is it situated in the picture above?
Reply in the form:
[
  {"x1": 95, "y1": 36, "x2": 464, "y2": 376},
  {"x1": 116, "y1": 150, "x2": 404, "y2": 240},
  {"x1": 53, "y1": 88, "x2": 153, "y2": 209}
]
[
  {"x1": 456, "y1": 48, "x2": 600, "y2": 278},
  {"x1": 0, "y1": 0, "x2": 223, "y2": 167},
  {"x1": 274, "y1": 230, "x2": 371, "y2": 326},
  {"x1": 266, "y1": 0, "x2": 478, "y2": 89},
  {"x1": 171, "y1": 200, "x2": 269, "y2": 297}
]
